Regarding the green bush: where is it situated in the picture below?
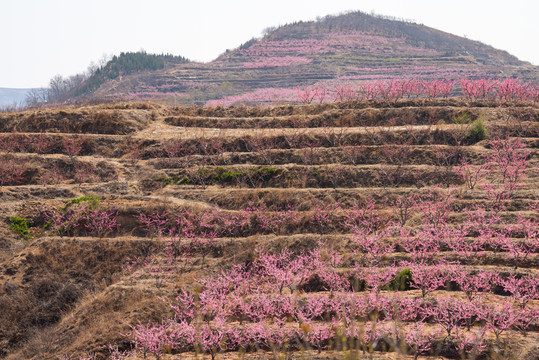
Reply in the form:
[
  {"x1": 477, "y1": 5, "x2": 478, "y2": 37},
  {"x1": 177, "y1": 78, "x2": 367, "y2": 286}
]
[
  {"x1": 9, "y1": 216, "x2": 31, "y2": 240},
  {"x1": 171, "y1": 166, "x2": 280, "y2": 187},
  {"x1": 177, "y1": 175, "x2": 189, "y2": 185},
  {"x1": 62, "y1": 195, "x2": 101, "y2": 210},
  {"x1": 467, "y1": 118, "x2": 488, "y2": 143},
  {"x1": 161, "y1": 173, "x2": 181, "y2": 185},
  {"x1": 217, "y1": 170, "x2": 242, "y2": 183},
  {"x1": 257, "y1": 166, "x2": 278, "y2": 178},
  {"x1": 383, "y1": 268, "x2": 412, "y2": 291},
  {"x1": 452, "y1": 113, "x2": 472, "y2": 124}
]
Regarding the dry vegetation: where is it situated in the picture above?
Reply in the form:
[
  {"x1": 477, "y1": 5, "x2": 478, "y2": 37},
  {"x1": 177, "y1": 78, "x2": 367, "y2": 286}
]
[{"x1": 0, "y1": 99, "x2": 537, "y2": 360}]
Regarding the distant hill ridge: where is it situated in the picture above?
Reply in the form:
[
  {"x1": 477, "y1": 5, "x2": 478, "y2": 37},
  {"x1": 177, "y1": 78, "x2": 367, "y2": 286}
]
[
  {"x1": 259, "y1": 11, "x2": 523, "y2": 66},
  {"x1": 53, "y1": 10, "x2": 539, "y2": 106},
  {"x1": 0, "y1": 88, "x2": 33, "y2": 107}
]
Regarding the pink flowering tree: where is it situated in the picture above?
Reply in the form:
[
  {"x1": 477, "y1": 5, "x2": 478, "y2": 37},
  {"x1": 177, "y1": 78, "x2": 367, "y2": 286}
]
[
  {"x1": 404, "y1": 323, "x2": 438, "y2": 359},
  {"x1": 63, "y1": 136, "x2": 84, "y2": 158}
]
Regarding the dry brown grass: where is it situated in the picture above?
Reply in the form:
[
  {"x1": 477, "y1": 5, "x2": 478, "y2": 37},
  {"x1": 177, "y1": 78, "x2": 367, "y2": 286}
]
[{"x1": 0, "y1": 99, "x2": 537, "y2": 359}]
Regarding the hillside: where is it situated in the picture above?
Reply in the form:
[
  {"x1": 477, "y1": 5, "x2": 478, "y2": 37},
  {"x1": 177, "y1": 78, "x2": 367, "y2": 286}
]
[
  {"x1": 80, "y1": 11, "x2": 539, "y2": 105},
  {"x1": 0, "y1": 96, "x2": 537, "y2": 359}
]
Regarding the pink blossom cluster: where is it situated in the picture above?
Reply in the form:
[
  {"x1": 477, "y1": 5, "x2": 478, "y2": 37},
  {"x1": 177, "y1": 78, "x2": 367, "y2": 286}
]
[
  {"x1": 343, "y1": 66, "x2": 487, "y2": 78},
  {"x1": 295, "y1": 78, "x2": 539, "y2": 103},
  {"x1": 243, "y1": 56, "x2": 312, "y2": 68},
  {"x1": 125, "y1": 135, "x2": 538, "y2": 358},
  {"x1": 43, "y1": 205, "x2": 119, "y2": 237},
  {"x1": 346, "y1": 66, "x2": 443, "y2": 73},
  {"x1": 139, "y1": 137, "x2": 536, "y2": 267},
  {"x1": 205, "y1": 87, "x2": 297, "y2": 107},
  {"x1": 0, "y1": 134, "x2": 89, "y2": 158},
  {"x1": 130, "y1": 191, "x2": 538, "y2": 265},
  {"x1": 238, "y1": 31, "x2": 437, "y2": 57},
  {"x1": 151, "y1": 127, "x2": 455, "y2": 160},
  {"x1": 128, "y1": 245, "x2": 538, "y2": 358},
  {"x1": 238, "y1": 38, "x2": 336, "y2": 56},
  {"x1": 141, "y1": 82, "x2": 218, "y2": 90},
  {"x1": 460, "y1": 78, "x2": 539, "y2": 102},
  {"x1": 125, "y1": 91, "x2": 186, "y2": 99},
  {"x1": 0, "y1": 133, "x2": 56, "y2": 154},
  {"x1": 62, "y1": 136, "x2": 84, "y2": 157},
  {"x1": 0, "y1": 159, "x2": 26, "y2": 186}
]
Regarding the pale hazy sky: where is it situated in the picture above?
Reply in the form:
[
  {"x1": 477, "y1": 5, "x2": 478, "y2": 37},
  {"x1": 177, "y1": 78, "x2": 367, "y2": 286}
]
[{"x1": 2, "y1": 0, "x2": 538, "y2": 88}]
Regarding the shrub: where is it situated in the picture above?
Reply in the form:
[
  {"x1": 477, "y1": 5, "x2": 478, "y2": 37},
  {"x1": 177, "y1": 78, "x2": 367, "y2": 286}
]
[
  {"x1": 62, "y1": 195, "x2": 101, "y2": 210},
  {"x1": 177, "y1": 175, "x2": 189, "y2": 185},
  {"x1": 9, "y1": 216, "x2": 31, "y2": 240},
  {"x1": 216, "y1": 170, "x2": 242, "y2": 183},
  {"x1": 384, "y1": 268, "x2": 412, "y2": 291},
  {"x1": 452, "y1": 113, "x2": 472, "y2": 124},
  {"x1": 170, "y1": 166, "x2": 280, "y2": 187},
  {"x1": 467, "y1": 118, "x2": 488, "y2": 143}
]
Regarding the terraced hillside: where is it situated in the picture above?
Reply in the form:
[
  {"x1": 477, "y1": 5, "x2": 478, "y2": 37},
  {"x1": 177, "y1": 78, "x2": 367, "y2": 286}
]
[
  {"x1": 85, "y1": 11, "x2": 539, "y2": 105},
  {"x1": 0, "y1": 98, "x2": 538, "y2": 360}
]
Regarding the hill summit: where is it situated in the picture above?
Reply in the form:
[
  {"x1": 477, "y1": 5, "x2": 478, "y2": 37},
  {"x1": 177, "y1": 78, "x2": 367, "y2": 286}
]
[{"x1": 70, "y1": 11, "x2": 539, "y2": 105}]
